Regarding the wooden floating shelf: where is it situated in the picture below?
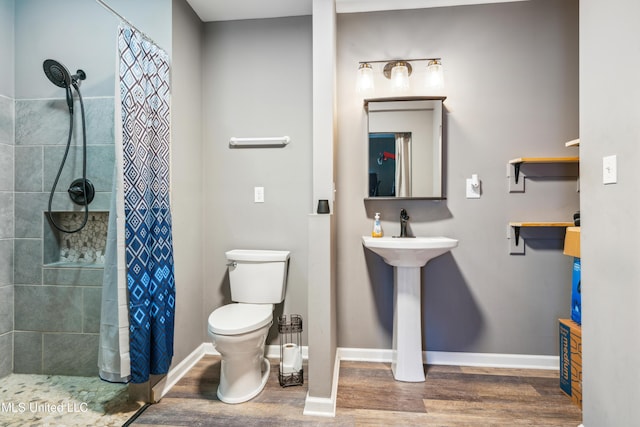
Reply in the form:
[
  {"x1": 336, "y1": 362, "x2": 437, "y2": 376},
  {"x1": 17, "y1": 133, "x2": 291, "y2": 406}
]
[
  {"x1": 509, "y1": 222, "x2": 574, "y2": 246},
  {"x1": 508, "y1": 157, "x2": 579, "y2": 184},
  {"x1": 508, "y1": 157, "x2": 579, "y2": 164},
  {"x1": 509, "y1": 221, "x2": 575, "y2": 228}
]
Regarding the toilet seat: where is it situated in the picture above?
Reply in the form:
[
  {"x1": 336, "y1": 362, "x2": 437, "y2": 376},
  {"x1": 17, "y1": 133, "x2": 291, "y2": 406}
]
[{"x1": 208, "y1": 303, "x2": 273, "y2": 335}]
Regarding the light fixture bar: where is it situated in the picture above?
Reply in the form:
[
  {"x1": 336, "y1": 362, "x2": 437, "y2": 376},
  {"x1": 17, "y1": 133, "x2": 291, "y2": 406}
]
[
  {"x1": 358, "y1": 57, "x2": 441, "y2": 65},
  {"x1": 228, "y1": 136, "x2": 291, "y2": 148}
]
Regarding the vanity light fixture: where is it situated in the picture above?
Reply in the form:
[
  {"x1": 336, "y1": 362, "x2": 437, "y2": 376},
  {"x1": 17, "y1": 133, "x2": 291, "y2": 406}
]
[{"x1": 356, "y1": 57, "x2": 444, "y2": 94}]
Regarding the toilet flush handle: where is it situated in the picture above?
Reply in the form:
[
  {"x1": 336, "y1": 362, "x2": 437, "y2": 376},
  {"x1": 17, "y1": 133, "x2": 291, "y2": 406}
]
[{"x1": 226, "y1": 261, "x2": 237, "y2": 268}]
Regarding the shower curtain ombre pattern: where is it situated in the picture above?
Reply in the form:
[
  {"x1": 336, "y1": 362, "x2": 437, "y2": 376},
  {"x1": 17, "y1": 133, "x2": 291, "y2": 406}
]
[{"x1": 119, "y1": 25, "x2": 175, "y2": 384}]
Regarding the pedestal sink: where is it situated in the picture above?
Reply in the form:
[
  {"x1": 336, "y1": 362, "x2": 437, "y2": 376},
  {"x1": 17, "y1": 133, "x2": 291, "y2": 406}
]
[{"x1": 362, "y1": 236, "x2": 458, "y2": 382}]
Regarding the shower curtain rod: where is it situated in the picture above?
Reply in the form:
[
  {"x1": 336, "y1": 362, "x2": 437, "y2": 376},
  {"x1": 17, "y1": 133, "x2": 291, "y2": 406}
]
[{"x1": 95, "y1": 0, "x2": 166, "y2": 53}]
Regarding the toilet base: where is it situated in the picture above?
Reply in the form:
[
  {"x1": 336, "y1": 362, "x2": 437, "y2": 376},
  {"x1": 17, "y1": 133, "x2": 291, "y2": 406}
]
[{"x1": 217, "y1": 357, "x2": 270, "y2": 404}]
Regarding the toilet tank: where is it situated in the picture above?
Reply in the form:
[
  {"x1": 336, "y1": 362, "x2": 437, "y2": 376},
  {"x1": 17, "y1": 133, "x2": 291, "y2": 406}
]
[{"x1": 225, "y1": 249, "x2": 290, "y2": 304}]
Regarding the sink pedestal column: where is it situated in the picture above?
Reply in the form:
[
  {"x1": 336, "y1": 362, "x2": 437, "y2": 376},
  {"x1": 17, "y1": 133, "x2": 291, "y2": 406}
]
[{"x1": 392, "y1": 266, "x2": 425, "y2": 382}]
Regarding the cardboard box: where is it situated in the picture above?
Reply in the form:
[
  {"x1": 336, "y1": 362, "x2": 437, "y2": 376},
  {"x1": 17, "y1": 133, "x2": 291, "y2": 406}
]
[
  {"x1": 559, "y1": 319, "x2": 582, "y2": 408},
  {"x1": 564, "y1": 227, "x2": 581, "y2": 258}
]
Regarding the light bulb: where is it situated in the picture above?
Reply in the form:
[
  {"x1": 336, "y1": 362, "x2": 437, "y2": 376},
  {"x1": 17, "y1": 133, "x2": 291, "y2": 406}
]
[
  {"x1": 356, "y1": 63, "x2": 374, "y2": 95},
  {"x1": 426, "y1": 59, "x2": 444, "y2": 90},
  {"x1": 391, "y1": 62, "x2": 410, "y2": 92}
]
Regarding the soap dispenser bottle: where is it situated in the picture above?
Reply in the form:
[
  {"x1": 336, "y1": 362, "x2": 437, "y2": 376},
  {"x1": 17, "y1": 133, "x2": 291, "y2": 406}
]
[{"x1": 372, "y1": 213, "x2": 383, "y2": 237}]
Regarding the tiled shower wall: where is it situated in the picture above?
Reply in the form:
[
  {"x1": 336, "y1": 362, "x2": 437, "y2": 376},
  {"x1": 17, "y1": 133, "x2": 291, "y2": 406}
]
[
  {"x1": 13, "y1": 96, "x2": 114, "y2": 376},
  {"x1": 0, "y1": 95, "x2": 15, "y2": 379}
]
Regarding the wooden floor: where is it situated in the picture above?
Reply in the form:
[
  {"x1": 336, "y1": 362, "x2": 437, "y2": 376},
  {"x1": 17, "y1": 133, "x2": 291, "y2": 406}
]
[{"x1": 131, "y1": 355, "x2": 582, "y2": 426}]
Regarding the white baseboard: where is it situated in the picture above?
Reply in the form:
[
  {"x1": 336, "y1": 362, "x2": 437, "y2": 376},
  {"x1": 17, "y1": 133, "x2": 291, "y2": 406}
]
[
  {"x1": 427, "y1": 350, "x2": 559, "y2": 370},
  {"x1": 303, "y1": 395, "x2": 336, "y2": 418},
  {"x1": 339, "y1": 347, "x2": 559, "y2": 370},
  {"x1": 203, "y1": 342, "x2": 218, "y2": 355},
  {"x1": 151, "y1": 343, "x2": 208, "y2": 401}
]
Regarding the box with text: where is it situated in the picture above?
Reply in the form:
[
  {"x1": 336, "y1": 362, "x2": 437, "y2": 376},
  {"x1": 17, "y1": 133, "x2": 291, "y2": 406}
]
[{"x1": 559, "y1": 318, "x2": 582, "y2": 408}]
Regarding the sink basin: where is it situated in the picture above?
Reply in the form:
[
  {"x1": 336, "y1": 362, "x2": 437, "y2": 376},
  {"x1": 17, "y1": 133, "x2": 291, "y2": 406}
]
[{"x1": 362, "y1": 236, "x2": 458, "y2": 267}]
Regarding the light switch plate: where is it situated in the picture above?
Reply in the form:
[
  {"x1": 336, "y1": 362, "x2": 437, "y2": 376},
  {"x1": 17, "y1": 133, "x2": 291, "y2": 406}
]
[
  {"x1": 603, "y1": 155, "x2": 617, "y2": 184},
  {"x1": 254, "y1": 186, "x2": 264, "y2": 203}
]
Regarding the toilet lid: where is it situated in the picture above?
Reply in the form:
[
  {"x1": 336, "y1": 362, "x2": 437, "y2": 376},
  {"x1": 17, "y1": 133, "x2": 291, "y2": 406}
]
[{"x1": 208, "y1": 303, "x2": 273, "y2": 335}]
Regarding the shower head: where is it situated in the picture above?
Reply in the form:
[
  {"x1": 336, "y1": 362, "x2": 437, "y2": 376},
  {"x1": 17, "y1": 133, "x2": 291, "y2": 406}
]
[
  {"x1": 43, "y1": 59, "x2": 72, "y2": 88},
  {"x1": 43, "y1": 59, "x2": 86, "y2": 88},
  {"x1": 43, "y1": 59, "x2": 87, "y2": 111}
]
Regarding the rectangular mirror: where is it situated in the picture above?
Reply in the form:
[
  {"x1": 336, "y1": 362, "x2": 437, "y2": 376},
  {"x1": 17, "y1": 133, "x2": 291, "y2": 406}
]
[{"x1": 365, "y1": 96, "x2": 446, "y2": 199}]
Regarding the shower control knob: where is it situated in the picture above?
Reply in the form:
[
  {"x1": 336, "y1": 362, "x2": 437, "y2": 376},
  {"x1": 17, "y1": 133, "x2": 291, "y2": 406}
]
[{"x1": 67, "y1": 178, "x2": 95, "y2": 206}]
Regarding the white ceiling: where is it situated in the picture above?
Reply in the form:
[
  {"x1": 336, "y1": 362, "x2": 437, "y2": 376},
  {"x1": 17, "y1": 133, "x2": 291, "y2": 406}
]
[
  {"x1": 186, "y1": 0, "x2": 528, "y2": 22},
  {"x1": 185, "y1": 0, "x2": 312, "y2": 22}
]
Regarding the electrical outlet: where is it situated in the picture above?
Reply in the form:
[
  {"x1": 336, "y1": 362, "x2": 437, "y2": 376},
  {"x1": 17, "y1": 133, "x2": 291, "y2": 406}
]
[
  {"x1": 254, "y1": 186, "x2": 264, "y2": 203},
  {"x1": 466, "y1": 178, "x2": 481, "y2": 198}
]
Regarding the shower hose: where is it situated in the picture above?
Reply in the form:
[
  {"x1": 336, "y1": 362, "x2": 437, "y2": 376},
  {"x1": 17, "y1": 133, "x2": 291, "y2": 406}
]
[{"x1": 47, "y1": 83, "x2": 90, "y2": 234}]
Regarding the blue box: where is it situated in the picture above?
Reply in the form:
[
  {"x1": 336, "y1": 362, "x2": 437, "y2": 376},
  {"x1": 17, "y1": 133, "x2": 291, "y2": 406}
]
[{"x1": 571, "y1": 258, "x2": 581, "y2": 324}]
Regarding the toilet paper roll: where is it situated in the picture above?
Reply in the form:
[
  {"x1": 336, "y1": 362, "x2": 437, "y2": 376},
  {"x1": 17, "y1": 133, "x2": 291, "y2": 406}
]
[{"x1": 281, "y1": 343, "x2": 302, "y2": 374}]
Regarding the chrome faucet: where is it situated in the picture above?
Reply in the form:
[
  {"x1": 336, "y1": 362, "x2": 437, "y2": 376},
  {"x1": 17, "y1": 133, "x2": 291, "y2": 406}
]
[{"x1": 400, "y1": 209, "x2": 410, "y2": 237}]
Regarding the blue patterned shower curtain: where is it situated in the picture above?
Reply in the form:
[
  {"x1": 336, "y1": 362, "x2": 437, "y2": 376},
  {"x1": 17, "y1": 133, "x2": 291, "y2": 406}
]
[{"x1": 118, "y1": 25, "x2": 175, "y2": 384}]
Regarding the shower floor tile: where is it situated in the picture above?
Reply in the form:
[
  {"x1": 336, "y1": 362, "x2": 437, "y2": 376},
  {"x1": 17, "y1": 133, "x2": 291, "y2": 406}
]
[{"x1": 0, "y1": 373, "x2": 143, "y2": 427}]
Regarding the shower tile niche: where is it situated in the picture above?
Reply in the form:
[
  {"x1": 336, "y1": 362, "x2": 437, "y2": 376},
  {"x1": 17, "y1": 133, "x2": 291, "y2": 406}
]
[{"x1": 44, "y1": 211, "x2": 109, "y2": 266}]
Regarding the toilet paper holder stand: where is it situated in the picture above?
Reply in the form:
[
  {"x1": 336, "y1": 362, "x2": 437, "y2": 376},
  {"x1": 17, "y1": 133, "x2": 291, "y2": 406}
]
[{"x1": 278, "y1": 314, "x2": 304, "y2": 387}]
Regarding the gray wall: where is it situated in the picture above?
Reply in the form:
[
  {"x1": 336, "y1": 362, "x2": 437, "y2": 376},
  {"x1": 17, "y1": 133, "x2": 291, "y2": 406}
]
[
  {"x1": 336, "y1": 0, "x2": 579, "y2": 355},
  {"x1": 581, "y1": 0, "x2": 640, "y2": 424},
  {"x1": 170, "y1": 0, "x2": 205, "y2": 365},
  {"x1": 202, "y1": 16, "x2": 312, "y2": 345},
  {"x1": 0, "y1": 0, "x2": 14, "y2": 379}
]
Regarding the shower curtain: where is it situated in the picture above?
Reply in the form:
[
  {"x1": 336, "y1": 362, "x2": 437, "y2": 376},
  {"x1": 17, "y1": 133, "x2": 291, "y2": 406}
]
[
  {"x1": 99, "y1": 24, "x2": 175, "y2": 384},
  {"x1": 98, "y1": 166, "x2": 130, "y2": 383},
  {"x1": 395, "y1": 133, "x2": 412, "y2": 197}
]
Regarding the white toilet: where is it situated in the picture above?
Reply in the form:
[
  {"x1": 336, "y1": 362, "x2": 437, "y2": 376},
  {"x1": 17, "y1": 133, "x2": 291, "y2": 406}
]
[{"x1": 207, "y1": 249, "x2": 290, "y2": 404}]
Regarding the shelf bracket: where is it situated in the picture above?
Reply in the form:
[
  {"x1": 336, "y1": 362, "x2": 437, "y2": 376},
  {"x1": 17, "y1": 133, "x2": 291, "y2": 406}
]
[
  {"x1": 513, "y1": 162, "x2": 522, "y2": 184},
  {"x1": 513, "y1": 225, "x2": 521, "y2": 246}
]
